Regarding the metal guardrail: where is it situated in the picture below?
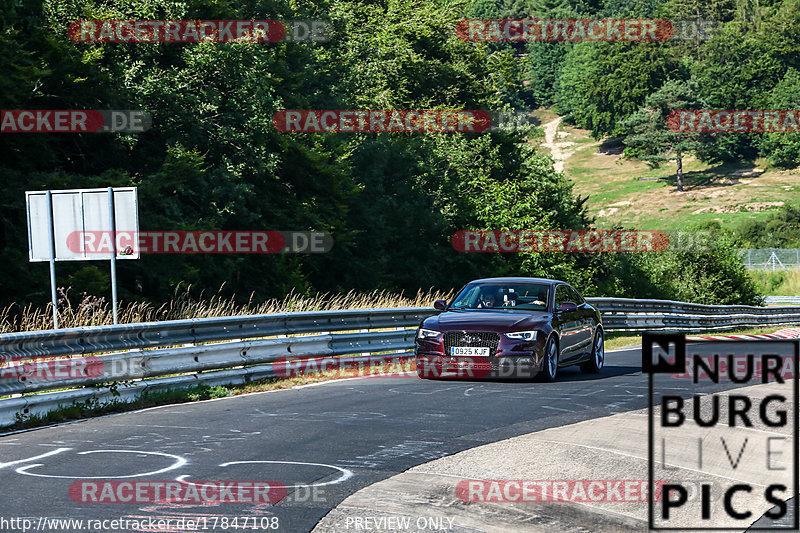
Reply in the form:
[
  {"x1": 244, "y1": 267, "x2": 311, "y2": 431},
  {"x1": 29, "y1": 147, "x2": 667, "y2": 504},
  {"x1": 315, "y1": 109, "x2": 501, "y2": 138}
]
[
  {"x1": 588, "y1": 297, "x2": 800, "y2": 332},
  {"x1": 765, "y1": 296, "x2": 800, "y2": 305},
  {"x1": 0, "y1": 308, "x2": 432, "y2": 427},
  {"x1": 0, "y1": 308, "x2": 432, "y2": 360},
  {"x1": 587, "y1": 297, "x2": 800, "y2": 316},
  {"x1": 2, "y1": 298, "x2": 800, "y2": 428}
]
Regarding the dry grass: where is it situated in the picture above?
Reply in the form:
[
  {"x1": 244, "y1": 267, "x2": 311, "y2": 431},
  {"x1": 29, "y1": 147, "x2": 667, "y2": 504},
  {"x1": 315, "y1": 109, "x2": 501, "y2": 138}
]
[
  {"x1": 0, "y1": 286, "x2": 453, "y2": 334},
  {"x1": 530, "y1": 106, "x2": 560, "y2": 126}
]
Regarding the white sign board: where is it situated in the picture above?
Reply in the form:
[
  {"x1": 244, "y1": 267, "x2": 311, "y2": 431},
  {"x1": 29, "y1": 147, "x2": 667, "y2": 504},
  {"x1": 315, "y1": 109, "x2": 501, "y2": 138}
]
[{"x1": 26, "y1": 187, "x2": 139, "y2": 261}]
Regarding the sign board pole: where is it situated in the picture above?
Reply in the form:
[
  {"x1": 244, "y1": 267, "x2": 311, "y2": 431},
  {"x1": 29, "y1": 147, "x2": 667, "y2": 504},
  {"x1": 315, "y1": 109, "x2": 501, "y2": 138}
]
[
  {"x1": 45, "y1": 190, "x2": 59, "y2": 329},
  {"x1": 26, "y1": 186, "x2": 138, "y2": 329},
  {"x1": 107, "y1": 187, "x2": 118, "y2": 325}
]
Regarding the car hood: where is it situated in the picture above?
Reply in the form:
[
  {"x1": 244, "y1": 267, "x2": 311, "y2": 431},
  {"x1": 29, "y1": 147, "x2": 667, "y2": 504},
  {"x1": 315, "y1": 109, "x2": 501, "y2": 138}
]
[{"x1": 425, "y1": 310, "x2": 550, "y2": 331}]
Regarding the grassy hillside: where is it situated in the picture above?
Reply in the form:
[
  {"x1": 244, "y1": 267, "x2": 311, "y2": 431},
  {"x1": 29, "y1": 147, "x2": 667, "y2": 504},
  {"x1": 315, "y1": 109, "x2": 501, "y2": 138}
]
[{"x1": 534, "y1": 112, "x2": 799, "y2": 232}]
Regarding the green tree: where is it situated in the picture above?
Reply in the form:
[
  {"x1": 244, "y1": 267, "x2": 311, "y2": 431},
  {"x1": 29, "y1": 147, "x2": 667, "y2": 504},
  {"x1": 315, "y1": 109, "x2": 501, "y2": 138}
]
[
  {"x1": 467, "y1": 0, "x2": 502, "y2": 17},
  {"x1": 599, "y1": 0, "x2": 662, "y2": 16},
  {"x1": 523, "y1": 43, "x2": 569, "y2": 106},
  {"x1": 308, "y1": 0, "x2": 595, "y2": 292},
  {"x1": 620, "y1": 79, "x2": 708, "y2": 191},
  {"x1": 528, "y1": 0, "x2": 568, "y2": 14},
  {"x1": 0, "y1": 0, "x2": 777, "y2": 312},
  {"x1": 687, "y1": 17, "x2": 791, "y2": 161},
  {"x1": 556, "y1": 42, "x2": 676, "y2": 137},
  {"x1": 665, "y1": 0, "x2": 737, "y2": 21},
  {"x1": 758, "y1": 70, "x2": 800, "y2": 168}
]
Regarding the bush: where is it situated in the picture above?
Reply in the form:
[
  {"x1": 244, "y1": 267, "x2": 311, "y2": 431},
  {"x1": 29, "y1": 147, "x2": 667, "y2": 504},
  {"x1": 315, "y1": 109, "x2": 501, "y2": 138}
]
[
  {"x1": 636, "y1": 235, "x2": 762, "y2": 305},
  {"x1": 758, "y1": 70, "x2": 800, "y2": 168},
  {"x1": 737, "y1": 204, "x2": 800, "y2": 248}
]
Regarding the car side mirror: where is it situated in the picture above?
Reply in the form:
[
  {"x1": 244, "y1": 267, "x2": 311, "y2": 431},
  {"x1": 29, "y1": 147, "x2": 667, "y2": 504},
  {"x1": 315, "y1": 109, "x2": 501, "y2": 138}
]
[
  {"x1": 557, "y1": 302, "x2": 577, "y2": 312},
  {"x1": 433, "y1": 300, "x2": 448, "y2": 311}
]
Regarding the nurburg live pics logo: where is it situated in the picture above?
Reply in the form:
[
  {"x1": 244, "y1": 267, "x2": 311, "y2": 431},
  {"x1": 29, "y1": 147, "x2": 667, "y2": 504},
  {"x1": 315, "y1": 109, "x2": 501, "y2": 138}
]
[{"x1": 643, "y1": 333, "x2": 799, "y2": 530}]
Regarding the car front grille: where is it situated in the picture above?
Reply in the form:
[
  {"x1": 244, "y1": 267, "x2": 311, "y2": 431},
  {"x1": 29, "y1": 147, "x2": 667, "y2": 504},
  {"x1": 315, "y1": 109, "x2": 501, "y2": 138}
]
[{"x1": 443, "y1": 331, "x2": 500, "y2": 357}]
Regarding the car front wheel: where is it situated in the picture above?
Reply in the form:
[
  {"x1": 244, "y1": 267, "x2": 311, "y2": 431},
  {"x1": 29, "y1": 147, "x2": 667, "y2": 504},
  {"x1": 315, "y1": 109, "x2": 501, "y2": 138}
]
[
  {"x1": 581, "y1": 329, "x2": 604, "y2": 374},
  {"x1": 541, "y1": 336, "x2": 559, "y2": 382}
]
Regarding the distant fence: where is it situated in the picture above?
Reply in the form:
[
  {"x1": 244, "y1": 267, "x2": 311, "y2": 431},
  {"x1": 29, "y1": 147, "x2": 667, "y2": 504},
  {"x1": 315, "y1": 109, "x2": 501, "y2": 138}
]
[{"x1": 739, "y1": 249, "x2": 800, "y2": 271}]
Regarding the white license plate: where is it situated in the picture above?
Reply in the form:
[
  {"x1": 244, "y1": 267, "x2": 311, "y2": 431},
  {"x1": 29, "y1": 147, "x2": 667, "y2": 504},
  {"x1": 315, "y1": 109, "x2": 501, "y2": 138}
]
[{"x1": 450, "y1": 346, "x2": 490, "y2": 357}]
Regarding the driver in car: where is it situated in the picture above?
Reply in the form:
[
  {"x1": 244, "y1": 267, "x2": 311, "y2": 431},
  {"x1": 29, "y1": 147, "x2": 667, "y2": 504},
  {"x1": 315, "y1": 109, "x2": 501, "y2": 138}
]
[{"x1": 477, "y1": 288, "x2": 503, "y2": 308}]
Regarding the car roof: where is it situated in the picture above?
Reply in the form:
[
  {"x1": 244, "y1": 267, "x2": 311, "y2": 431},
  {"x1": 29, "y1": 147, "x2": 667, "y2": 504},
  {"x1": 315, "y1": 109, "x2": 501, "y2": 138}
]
[{"x1": 469, "y1": 277, "x2": 565, "y2": 285}]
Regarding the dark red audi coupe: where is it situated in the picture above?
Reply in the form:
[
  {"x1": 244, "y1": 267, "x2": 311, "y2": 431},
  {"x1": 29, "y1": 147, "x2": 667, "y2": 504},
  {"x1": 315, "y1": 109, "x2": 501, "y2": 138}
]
[{"x1": 414, "y1": 277, "x2": 603, "y2": 380}]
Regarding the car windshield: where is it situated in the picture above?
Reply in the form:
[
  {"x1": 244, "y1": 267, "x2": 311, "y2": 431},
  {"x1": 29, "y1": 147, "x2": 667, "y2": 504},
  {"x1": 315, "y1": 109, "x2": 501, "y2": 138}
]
[{"x1": 449, "y1": 282, "x2": 550, "y2": 311}]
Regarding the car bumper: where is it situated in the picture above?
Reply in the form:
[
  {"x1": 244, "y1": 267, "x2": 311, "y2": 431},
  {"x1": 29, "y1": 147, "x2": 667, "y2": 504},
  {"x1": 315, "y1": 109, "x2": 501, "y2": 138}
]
[{"x1": 415, "y1": 354, "x2": 540, "y2": 379}]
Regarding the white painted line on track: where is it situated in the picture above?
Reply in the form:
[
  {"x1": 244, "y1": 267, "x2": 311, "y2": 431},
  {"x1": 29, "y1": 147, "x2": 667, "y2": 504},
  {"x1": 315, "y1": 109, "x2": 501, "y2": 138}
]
[
  {"x1": 0, "y1": 447, "x2": 71, "y2": 469},
  {"x1": 110, "y1": 424, "x2": 207, "y2": 429},
  {"x1": 15, "y1": 449, "x2": 187, "y2": 479},
  {"x1": 177, "y1": 460, "x2": 353, "y2": 489}
]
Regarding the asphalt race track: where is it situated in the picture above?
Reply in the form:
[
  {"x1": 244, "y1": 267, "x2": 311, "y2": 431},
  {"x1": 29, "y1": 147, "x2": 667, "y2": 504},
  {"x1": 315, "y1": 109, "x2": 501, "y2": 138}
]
[{"x1": 0, "y1": 346, "x2": 784, "y2": 532}]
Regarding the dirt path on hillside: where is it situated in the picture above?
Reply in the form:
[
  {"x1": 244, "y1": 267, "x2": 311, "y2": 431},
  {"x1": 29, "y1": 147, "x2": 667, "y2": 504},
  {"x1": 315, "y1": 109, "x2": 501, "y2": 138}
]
[{"x1": 541, "y1": 116, "x2": 577, "y2": 173}]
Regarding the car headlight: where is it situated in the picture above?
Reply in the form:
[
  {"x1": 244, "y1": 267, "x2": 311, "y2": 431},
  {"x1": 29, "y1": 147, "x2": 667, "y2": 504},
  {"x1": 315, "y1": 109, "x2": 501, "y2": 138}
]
[
  {"x1": 505, "y1": 331, "x2": 538, "y2": 341},
  {"x1": 417, "y1": 328, "x2": 441, "y2": 340}
]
